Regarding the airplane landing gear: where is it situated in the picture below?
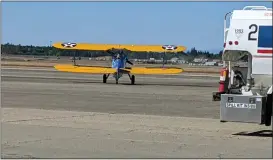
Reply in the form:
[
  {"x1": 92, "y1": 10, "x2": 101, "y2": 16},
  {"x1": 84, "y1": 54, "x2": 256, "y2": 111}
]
[
  {"x1": 103, "y1": 74, "x2": 109, "y2": 83},
  {"x1": 128, "y1": 74, "x2": 135, "y2": 85},
  {"x1": 115, "y1": 73, "x2": 119, "y2": 84},
  {"x1": 131, "y1": 75, "x2": 135, "y2": 85},
  {"x1": 103, "y1": 73, "x2": 135, "y2": 85}
]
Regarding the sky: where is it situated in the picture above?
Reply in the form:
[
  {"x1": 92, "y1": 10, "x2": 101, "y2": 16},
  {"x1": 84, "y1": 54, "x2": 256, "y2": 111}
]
[{"x1": 2, "y1": 1, "x2": 272, "y2": 53}]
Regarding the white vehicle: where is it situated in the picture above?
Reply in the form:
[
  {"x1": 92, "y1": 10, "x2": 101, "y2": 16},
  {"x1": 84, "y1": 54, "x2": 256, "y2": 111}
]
[{"x1": 219, "y1": 6, "x2": 272, "y2": 126}]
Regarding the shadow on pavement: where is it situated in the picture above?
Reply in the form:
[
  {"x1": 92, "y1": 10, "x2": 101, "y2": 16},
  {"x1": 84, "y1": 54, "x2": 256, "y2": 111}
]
[{"x1": 233, "y1": 130, "x2": 273, "y2": 138}]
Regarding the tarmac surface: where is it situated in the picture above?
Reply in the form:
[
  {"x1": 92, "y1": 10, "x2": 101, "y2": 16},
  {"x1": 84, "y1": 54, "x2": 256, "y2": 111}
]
[{"x1": 1, "y1": 66, "x2": 272, "y2": 158}]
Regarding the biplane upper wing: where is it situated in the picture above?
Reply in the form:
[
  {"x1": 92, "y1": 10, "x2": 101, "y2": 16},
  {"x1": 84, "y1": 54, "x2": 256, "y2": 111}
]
[
  {"x1": 54, "y1": 64, "x2": 183, "y2": 75},
  {"x1": 53, "y1": 42, "x2": 186, "y2": 53}
]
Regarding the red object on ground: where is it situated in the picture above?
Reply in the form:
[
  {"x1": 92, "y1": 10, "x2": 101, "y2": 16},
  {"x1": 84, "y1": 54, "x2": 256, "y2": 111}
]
[{"x1": 218, "y1": 67, "x2": 228, "y2": 92}]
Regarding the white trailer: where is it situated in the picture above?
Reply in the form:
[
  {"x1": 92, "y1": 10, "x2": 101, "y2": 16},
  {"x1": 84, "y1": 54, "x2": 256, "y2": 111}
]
[{"x1": 219, "y1": 6, "x2": 272, "y2": 126}]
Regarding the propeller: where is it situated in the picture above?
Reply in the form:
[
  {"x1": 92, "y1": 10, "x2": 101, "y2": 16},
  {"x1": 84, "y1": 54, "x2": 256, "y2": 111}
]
[
  {"x1": 126, "y1": 59, "x2": 134, "y2": 65},
  {"x1": 106, "y1": 48, "x2": 134, "y2": 66},
  {"x1": 121, "y1": 49, "x2": 134, "y2": 65}
]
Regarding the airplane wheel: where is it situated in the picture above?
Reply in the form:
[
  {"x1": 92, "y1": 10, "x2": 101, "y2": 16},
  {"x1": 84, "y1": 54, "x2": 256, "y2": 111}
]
[
  {"x1": 103, "y1": 74, "x2": 107, "y2": 83},
  {"x1": 131, "y1": 75, "x2": 135, "y2": 85},
  {"x1": 116, "y1": 80, "x2": 118, "y2": 84}
]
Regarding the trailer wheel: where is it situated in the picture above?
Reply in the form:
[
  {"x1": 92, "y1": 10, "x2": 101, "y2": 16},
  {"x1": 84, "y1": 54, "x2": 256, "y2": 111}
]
[
  {"x1": 264, "y1": 93, "x2": 272, "y2": 126},
  {"x1": 212, "y1": 92, "x2": 221, "y2": 101}
]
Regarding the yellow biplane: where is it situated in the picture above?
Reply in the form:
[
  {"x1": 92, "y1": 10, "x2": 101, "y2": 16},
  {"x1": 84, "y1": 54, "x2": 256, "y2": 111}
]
[{"x1": 53, "y1": 42, "x2": 186, "y2": 84}]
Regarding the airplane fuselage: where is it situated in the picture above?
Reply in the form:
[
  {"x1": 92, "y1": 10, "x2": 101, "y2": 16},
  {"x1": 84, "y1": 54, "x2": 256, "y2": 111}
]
[{"x1": 111, "y1": 56, "x2": 128, "y2": 81}]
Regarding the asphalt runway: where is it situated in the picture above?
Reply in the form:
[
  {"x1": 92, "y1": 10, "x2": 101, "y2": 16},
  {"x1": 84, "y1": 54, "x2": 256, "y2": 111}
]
[
  {"x1": 1, "y1": 66, "x2": 219, "y2": 118},
  {"x1": 2, "y1": 67, "x2": 220, "y2": 118},
  {"x1": 1, "y1": 67, "x2": 272, "y2": 158}
]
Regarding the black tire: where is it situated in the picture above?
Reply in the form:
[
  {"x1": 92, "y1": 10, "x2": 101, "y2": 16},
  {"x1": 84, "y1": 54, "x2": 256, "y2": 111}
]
[
  {"x1": 265, "y1": 94, "x2": 272, "y2": 126},
  {"x1": 103, "y1": 74, "x2": 107, "y2": 83},
  {"x1": 131, "y1": 75, "x2": 135, "y2": 85},
  {"x1": 212, "y1": 92, "x2": 220, "y2": 101}
]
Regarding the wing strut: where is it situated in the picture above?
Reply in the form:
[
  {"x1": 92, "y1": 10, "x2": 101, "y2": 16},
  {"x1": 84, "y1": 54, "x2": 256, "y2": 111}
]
[
  {"x1": 162, "y1": 50, "x2": 166, "y2": 68},
  {"x1": 73, "y1": 50, "x2": 77, "y2": 66},
  {"x1": 162, "y1": 49, "x2": 178, "y2": 68}
]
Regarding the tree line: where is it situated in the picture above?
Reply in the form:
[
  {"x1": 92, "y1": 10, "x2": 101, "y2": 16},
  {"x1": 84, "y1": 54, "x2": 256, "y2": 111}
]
[{"x1": 1, "y1": 43, "x2": 223, "y2": 60}]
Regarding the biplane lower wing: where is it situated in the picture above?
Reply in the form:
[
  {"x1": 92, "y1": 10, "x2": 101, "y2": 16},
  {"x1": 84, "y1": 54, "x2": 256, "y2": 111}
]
[
  {"x1": 54, "y1": 64, "x2": 183, "y2": 74},
  {"x1": 53, "y1": 42, "x2": 186, "y2": 53},
  {"x1": 122, "y1": 67, "x2": 184, "y2": 74},
  {"x1": 54, "y1": 64, "x2": 117, "y2": 74}
]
